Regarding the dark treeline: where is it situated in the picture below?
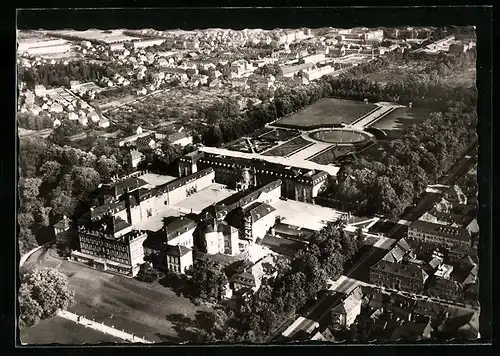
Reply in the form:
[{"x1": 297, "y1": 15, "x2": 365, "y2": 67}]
[
  {"x1": 19, "y1": 61, "x2": 130, "y2": 89},
  {"x1": 332, "y1": 100, "x2": 477, "y2": 218},
  {"x1": 18, "y1": 137, "x2": 131, "y2": 254},
  {"x1": 199, "y1": 49, "x2": 476, "y2": 147}
]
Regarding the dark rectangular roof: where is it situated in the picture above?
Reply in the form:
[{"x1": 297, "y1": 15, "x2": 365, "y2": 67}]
[
  {"x1": 102, "y1": 177, "x2": 149, "y2": 197},
  {"x1": 372, "y1": 260, "x2": 428, "y2": 282},
  {"x1": 246, "y1": 202, "x2": 276, "y2": 222},
  {"x1": 165, "y1": 244, "x2": 192, "y2": 257},
  {"x1": 166, "y1": 217, "x2": 197, "y2": 241},
  {"x1": 409, "y1": 220, "x2": 471, "y2": 242}
]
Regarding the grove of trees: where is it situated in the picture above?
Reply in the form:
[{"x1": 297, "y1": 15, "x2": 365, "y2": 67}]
[
  {"x1": 19, "y1": 268, "x2": 75, "y2": 328},
  {"x1": 19, "y1": 61, "x2": 130, "y2": 90},
  {"x1": 194, "y1": 221, "x2": 363, "y2": 342},
  {"x1": 18, "y1": 136, "x2": 130, "y2": 254}
]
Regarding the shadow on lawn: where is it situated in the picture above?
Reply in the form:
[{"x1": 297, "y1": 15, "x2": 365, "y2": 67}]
[
  {"x1": 159, "y1": 274, "x2": 196, "y2": 299},
  {"x1": 164, "y1": 311, "x2": 216, "y2": 344}
]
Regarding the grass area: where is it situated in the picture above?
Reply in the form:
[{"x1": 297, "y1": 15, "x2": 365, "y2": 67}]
[
  {"x1": 259, "y1": 129, "x2": 300, "y2": 142},
  {"x1": 262, "y1": 136, "x2": 313, "y2": 157},
  {"x1": 20, "y1": 316, "x2": 126, "y2": 345},
  {"x1": 308, "y1": 145, "x2": 357, "y2": 165},
  {"x1": 25, "y1": 248, "x2": 215, "y2": 343},
  {"x1": 310, "y1": 129, "x2": 370, "y2": 144},
  {"x1": 274, "y1": 98, "x2": 376, "y2": 129},
  {"x1": 371, "y1": 107, "x2": 432, "y2": 139}
]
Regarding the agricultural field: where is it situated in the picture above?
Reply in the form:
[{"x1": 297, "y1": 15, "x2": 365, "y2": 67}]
[
  {"x1": 262, "y1": 136, "x2": 313, "y2": 157},
  {"x1": 273, "y1": 98, "x2": 377, "y2": 129},
  {"x1": 371, "y1": 107, "x2": 432, "y2": 139}
]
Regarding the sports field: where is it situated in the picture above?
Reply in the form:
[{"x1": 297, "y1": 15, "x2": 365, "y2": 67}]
[
  {"x1": 371, "y1": 107, "x2": 432, "y2": 139},
  {"x1": 273, "y1": 98, "x2": 377, "y2": 129}
]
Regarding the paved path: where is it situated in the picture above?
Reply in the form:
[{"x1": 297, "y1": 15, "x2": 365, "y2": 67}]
[{"x1": 57, "y1": 310, "x2": 152, "y2": 344}]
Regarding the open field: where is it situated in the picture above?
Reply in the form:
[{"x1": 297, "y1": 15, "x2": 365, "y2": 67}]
[
  {"x1": 273, "y1": 98, "x2": 376, "y2": 129},
  {"x1": 262, "y1": 136, "x2": 314, "y2": 157},
  {"x1": 371, "y1": 107, "x2": 432, "y2": 139},
  {"x1": 24, "y1": 248, "x2": 214, "y2": 344},
  {"x1": 20, "y1": 316, "x2": 126, "y2": 345}
]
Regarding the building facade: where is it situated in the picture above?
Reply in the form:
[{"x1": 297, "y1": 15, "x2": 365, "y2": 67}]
[
  {"x1": 407, "y1": 220, "x2": 471, "y2": 249},
  {"x1": 370, "y1": 260, "x2": 429, "y2": 294},
  {"x1": 165, "y1": 244, "x2": 193, "y2": 274}
]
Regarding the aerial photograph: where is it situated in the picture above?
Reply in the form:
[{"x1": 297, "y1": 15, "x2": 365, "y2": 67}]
[{"x1": 17, "y1": 22, "x2": 481, "y2": 345}]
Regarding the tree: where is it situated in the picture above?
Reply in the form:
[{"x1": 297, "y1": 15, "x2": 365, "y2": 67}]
[
  {"x1": 19, "y1": 268, "x2": 75, "y2": 327},
  {"x1": 39, "y1": 161, "x2": 62, "y2": 185},
  {"x1": 20, "y1": 177, "x2": 42, "y2": 202},
  {"x1": 18, "y1": 227, "x2": 39, "y2": 255},
  {"x1": 192, "y1": 260, "x2": 228, "y2": 301}
]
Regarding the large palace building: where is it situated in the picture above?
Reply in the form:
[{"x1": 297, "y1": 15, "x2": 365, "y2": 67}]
[{"x1": 178, "y1": 149, "x2": 329, "y2": 204}]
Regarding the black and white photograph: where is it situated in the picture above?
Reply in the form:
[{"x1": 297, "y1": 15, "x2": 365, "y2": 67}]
[{"x1": 15, "y1": 7, "x2": 492, "y2": 346}]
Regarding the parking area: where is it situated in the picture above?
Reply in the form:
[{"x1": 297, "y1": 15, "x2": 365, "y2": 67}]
[
  {"x1": 173, "y1": 184, "x2": 237, "y2": 214},
  {"x1": 270, "y1": 200, "x2": 343, "y2": 231}
]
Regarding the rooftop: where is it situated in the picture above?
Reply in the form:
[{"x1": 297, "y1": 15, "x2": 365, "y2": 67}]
[
  {"x1": 165, "y1": 217, "x2": 197, "y2": 241},
  {"x1": 372, "y1": 260, "x2": 429, "y2": 281},
  {"x1": 165, "y1": 244, "x2": 192, "y2": 257},
  {"x1": 409, "y1": 220, "x2": 471, "y2": 242}
]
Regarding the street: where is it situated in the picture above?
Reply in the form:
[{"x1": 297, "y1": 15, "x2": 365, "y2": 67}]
[{"x1": 274, "y1": 150, "x2": 477, "y2": 341}]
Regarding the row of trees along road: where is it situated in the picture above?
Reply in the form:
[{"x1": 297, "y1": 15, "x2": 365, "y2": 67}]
[
  {"x1": 193, "y1": 222, "x2": 364, "y2": 343},
  {"x1": 199, "y1": 49, "x2": 476, "y2": 147}
]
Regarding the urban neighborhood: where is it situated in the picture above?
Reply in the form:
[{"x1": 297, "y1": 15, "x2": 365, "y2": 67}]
[{"x1": 17, "y1": 24, "x2": 480, "y2": 344}]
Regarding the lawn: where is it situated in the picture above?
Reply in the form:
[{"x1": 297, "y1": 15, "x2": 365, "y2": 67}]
[
  {"x1": 24, "y1": 248, "x2": 215, "y2": 344},
  {"x1": 273, "y1": 98, "x2": 376, "y2": 129},
  {"x1": 20, "y1": 316, "x2": 126, "y2": 345},
  {"x1": 259, "y1": 129, "x2": 300, "y2": 142},
  {"x1": 308, "y1": 145, "x2": 357, "y2": 165},
  {"x1": 371, "y1": 107, "x2": 432, "y2": 139},
  {"x1": 262, "y1": 136, "x2": 314, "y2": 157}
]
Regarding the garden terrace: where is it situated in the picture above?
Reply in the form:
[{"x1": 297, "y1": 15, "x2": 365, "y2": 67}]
[{"x1": 262, "y1": 137, "x2": 314, "y2": 157}]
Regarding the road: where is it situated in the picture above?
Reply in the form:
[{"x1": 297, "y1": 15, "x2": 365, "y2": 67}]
[{"x1": 274, "y1": 149, "x2": 477, "y2": 341}]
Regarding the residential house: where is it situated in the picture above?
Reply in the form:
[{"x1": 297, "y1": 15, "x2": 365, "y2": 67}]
[
  {"x1": 390, "y1": 318, "x2": 433, "y2": 341},
  {"x1": 331, "y1": 285, "x2": 363, "y2": 328},
  {"x1": 49, "y1": 103, "x2": 63, "y2": 113},
  {"x1": 129, "y1": 149, "x2": 145, "y2": 168},
  {"x1": 165, "y1": 244, "x2": 193, "y2": 274},
  {"x1": 230, "y1": 254, "x2": 277, "y2": 294},
  {"x1": 165, "y1": 217, "x2": 197, "y2": 248},
  {"x1": 34, "y1": 84, "x2": 47, "y2": 97},
  {"x1": 370, "y1": 260, "x2": 429, "y2": 294},
  {"x1": 426, "y1": 277, "x2": 464, "y2": 302},
  {"x1": 53, "y1": 215, "x2": 72, "y2": 248},
  {"x1": 52, "y1": 118, "x2": 62, "y2": 128},
  {"x1": 407, "y1": 220, "x2": 472, "y2": 249}
]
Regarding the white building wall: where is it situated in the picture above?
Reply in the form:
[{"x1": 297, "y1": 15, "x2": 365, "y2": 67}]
[
  {"x1": 128, "y1": 234, "x2": 147, "y2": 275},
  {"x1": 180, "y1": 251, "x2": 193, "y2": 273},
  {"x1": 173, "y1": 136, "x2": 193, "y2": 147},
  {"x1": 169, "y1": 228, "x2": 195, "y2": 248},
  {"x1": 167, "y1": 170, "x2": 215, "y2": 205},
  {"x1": 251, "y1": 210, "x2": 277, "y2": 241},
  {"x1": 129, "y1": 205, "x2": 143, "y2": 225},
  {"x1": 346, "y1": 302, "x2": 362, "y2": 327}
]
